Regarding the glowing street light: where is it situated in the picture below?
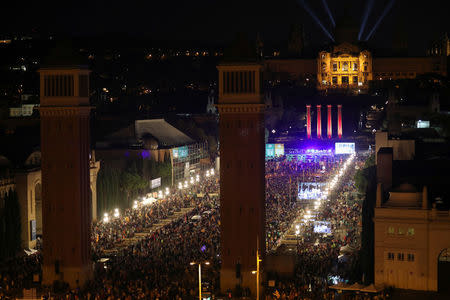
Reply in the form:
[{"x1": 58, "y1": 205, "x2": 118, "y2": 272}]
[
  {"x1": 103, "y1": 213, "x2": 109, "y2": 223},
  {"x1": 133, "y1": 201, "x2": 138, "y2": 209},
  {"x1": 113, "y1": 208, "x2": 119, "y2": 218}
]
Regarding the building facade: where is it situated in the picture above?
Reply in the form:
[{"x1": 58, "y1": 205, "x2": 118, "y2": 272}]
[
  {"x1": 374, "y1": 183, "x2": 450, "y2": 292},
  {"x1": 265, "y1": 42, "x2": 448, "y2": 93},
  {"x1": 317, "y1": 42, "x2": 372, "y2": 91}
]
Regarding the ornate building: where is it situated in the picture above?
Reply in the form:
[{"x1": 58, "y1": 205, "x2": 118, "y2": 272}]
[{"x1": 317, "y1": 42, "x2": 372, "y2": 91}]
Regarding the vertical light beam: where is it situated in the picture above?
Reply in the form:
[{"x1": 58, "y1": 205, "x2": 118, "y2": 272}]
[
  {"x1": 327, "y1": 105, "x2": 332, "y2": 139},
  {"x1": 365, "y1": 0, "x2": 395, "y2": 41},
  {"x1": 358, "y1": 0, "x2": 374, "y2": 40},
  {"x1": 317, "y1": 105, "x2": 322, "y2": 139},
  {"x1": 321, "y1": 0, "x2": 335, "y2": 27},
  {"x1": 299, "y1": 0, "x2": 335, "y2": 42},
  {"x1": 306, "y1": 105, "x2": 311, "y2": 139},
  {"x1": 337, "y1": 104, "x2": 343, "y2": 139}
]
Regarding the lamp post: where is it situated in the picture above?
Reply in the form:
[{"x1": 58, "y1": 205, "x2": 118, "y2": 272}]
[
  {"x1": 256, "y1": 248, "x2": 261, "y2": 300},
  {"x1": 252, "y1": 248, "x2": 262, "y2": 299},
  {"x1": 191, "y1": 261, "x2": 209, "y2": 300}
]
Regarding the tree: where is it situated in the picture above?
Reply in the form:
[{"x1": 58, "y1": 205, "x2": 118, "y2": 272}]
[
  {"x1": 3, "y1": 190, "x2": 21, "y2": 258},
  {"x1": 121, "y1": 171, "x2": 147, "y2": 207},
  {"x1": 97, "y1": 165, "x2": 126, "y2": 215},
  {"x1": 354, "y1": 154, "x2": 375, "y2": 195},
  {"x1": 207, "y1": 135, "x2": 218, "y2": 158}
]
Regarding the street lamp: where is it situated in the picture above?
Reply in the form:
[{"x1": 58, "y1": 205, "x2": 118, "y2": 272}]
[
  {"x1": 191, "y1": 261, "x2": 210, "y2": 300},
  {"x1": 103, "y1": 213, "x2": 109, "y2": 223},
  {"x1": 255, "y1": 248, "x2": 262, "y2": 300}
]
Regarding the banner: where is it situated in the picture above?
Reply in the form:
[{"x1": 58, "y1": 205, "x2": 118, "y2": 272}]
[
  {"x1": 173, "y1": 146, "x2": 188, "y2": 158},
  {"x1": 150, "y1": 177, "x2": 161, "y2": 189}
]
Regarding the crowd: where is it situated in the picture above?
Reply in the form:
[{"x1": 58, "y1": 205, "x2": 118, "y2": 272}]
[
  {"x1": 0, "y1": 153, "x2": 366, "y2": 299},
  {"x1": 0, "y1": 252, "x2": 41, "y2": 299},
  {"x1": 266, "y1": 154, "x2": 366, "y2": 299}
]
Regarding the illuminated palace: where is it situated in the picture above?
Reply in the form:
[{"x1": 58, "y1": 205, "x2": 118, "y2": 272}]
[
  {"x1": 317, "y1": 43, "x2": 372, "y2": 90},
  {"x1": 265, "y1": 22, "x2": 449, "y2": 93}
]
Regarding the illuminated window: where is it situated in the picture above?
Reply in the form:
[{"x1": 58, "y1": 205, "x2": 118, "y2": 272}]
[
  {"x1": 397, "y1": 253, "x2": 404, "y2": 261},
  {"x1": 407, "y1": 254, "x2": 415, "y2": 262},
  {"x1": 342, "y1": 76, "x2": 349, "y2": 84},
  {"x1": 364, "y1": 62, "x2": 368, "y2": 71},
  {"x1": 322, "y1": 62, "x2": 327, "y2": 72},
  {"x1": 332, "y1": 76, "x2": 337, "y2": 84},
  {"x1": 352, "y1": 76, "x2": 358, "y2": 84},
  {"x1": 332, "y1": 63, "x2": 337, "y2": 72},
  {"x1": 387, "y1": 252, "x2": 395, "y2": 260},
  {"x1": 398, "y1": 228, "x2": 405, "y2": 235},
  {"x1": 407, "y1": 228, "x2": 415, "y2": 236},
  {"x1": 388, "y1": 227, "x2": 395, "y2": 235},
  {"x1": 353, "y1": 63, "x2": 358, "y2": 71},
  {"x1": 342, "y1": 62, "x2": 349, "y2": 71}
]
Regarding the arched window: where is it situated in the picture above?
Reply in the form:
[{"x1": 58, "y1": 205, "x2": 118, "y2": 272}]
[
  {"x1": 439, "y1": 248, "x2": 450, "y2": 262},
  {"x1": 342, "y1": 62, "x2": 349, "y2": 71}
]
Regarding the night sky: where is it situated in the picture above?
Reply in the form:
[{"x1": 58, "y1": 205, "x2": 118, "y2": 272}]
[{"x1": 1, "y1": 0, "x2": 450, "y2": 53}]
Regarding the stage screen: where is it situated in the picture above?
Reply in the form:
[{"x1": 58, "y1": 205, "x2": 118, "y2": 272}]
[
  {"x1": 266, "y1": 144, "x2": 275, "y2": 158},
  {"x1": 298, "y1": 182, "x2": 326, "y2": 200},
  {"x1": 335, "y1": 142, "x2": 355, "y2": 154},
  {"x1": 173, "y1": 146, "x2": 188, "y2": 158},
  {"x1": 314, "y1": 221, "x2": 331, "y2": 234},
  {"x1": 416, "y1": 120, "x2": 430, "y2": 128},
  {"x1": 274, "y1": 144, "x2": 284, "y2": 156}
]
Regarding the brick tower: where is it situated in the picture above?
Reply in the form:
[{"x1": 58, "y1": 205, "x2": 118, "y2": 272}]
[
  {"x1": 39, "y1": 50, "x2": 92, "y2": 287},
  {"x1": 217, "y1": 53, "x2": 266, "y2": 295}
]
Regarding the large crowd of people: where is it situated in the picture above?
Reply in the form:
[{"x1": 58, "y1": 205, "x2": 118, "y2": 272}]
[
  {"x1": 0, "y1": 152, "x2": 367, "y2": 299},
  {"x1": 266, "y1": 154, "x2": 365, "y2": 299}
]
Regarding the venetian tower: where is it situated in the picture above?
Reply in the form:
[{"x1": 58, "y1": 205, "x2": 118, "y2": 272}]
[
  {"x1": 217, "y1": 35, "x2": 266, "y2": 296},
  {"x1": 39, "y1": 45, "x2": 93, "y2": 287}
]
